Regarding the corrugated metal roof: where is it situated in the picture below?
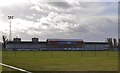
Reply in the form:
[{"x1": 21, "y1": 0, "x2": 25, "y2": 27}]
[
  {"x1": 6, "y1": 41, "x2": 46, "y2": 44},
  {"x1": 47, "y1": 39, "x2": 83, "y2": 41},
  {"x1": 85, "y1": 42, "x2": 109, "y2": 44}
]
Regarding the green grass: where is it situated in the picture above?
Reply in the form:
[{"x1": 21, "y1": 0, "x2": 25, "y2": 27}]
[
  {"x1": 0, "y1": 65, "x2": 1, "y2": 72},
  {"x1": 1, "y1": 51, "x2": 118, "y2": 71}
]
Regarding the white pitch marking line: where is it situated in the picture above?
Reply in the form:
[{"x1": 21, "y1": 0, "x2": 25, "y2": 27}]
[{"x1": 0, "y1": 63, "x2": 32, "y2": 73}]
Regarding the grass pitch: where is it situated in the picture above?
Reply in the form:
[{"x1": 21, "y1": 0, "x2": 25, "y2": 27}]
[{"x1": 2, "y1": 51, "x2": 118, "y2": 71}]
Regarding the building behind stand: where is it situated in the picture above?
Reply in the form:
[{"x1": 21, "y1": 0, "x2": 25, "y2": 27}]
[{"x1": 6, "y1": 38, "x2": 110, "y2": 51}]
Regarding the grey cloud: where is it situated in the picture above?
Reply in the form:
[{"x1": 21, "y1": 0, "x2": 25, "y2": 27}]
[
  {"x1": 47, "y1": 2, "x2": 72, "y2": 9},
  {"x1": 69, "y1": 25, "x2": 90, "y2": 34},
  {"x1": 28, "y1": 27, "x2": 41, "y2": 31},
  {"x1": 13, "y1": 30, "x2": 33, "y2": 41},
  {"x1": 66, "y1": 16, "x2": 117, "y2": 41},
  {"x1": 0, "y1": 3, "x2": 47, "y2": 22},
  {"x1": 42, "y1": 23, "x2": 51, "y2": 26},
  {"x1": 0, "y1": 2, "x2": 118, "y2": 42},
  {"x1": 26, "y1": 12, "x2": 117, "y2": 42}
]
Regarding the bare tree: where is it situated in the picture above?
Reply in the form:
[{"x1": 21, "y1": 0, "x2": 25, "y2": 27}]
[
  {"x1": 113, "y1": 38, "x2": 117, "y2": 48},
  {"x1": 118, "y1": 38, "x2": 120, "y2": 48},
  {"x1": 107, "y1": 38, "x2": 113, "y2": 50},
  {"x1": 2, "y1": 35, "x2": 8, "y2": 49}
]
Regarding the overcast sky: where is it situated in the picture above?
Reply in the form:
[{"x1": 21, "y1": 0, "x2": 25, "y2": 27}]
[{"x1": 0, "y1": 0, "x2": 119, "y2": 42}]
